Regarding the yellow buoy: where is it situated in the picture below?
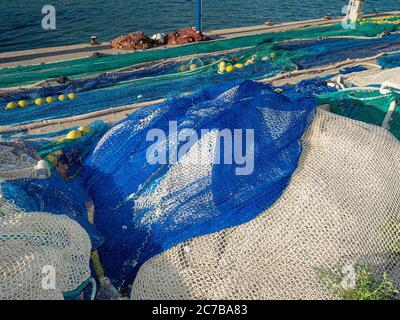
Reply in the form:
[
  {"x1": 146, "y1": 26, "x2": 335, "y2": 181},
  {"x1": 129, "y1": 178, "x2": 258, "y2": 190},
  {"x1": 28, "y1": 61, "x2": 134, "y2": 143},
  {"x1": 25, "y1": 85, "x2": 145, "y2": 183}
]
[
  {"x1": 219, "y1": 61, "x2": 226, "y2": 68},
  {"x1": 18, "y1": 100, "x2": 28, "y2": 108},
  {"x1": 245, "y1": 59, "x2": 254, "y2": 65},
  {"x1": 68, "y1": 93, "x2": 77, "y2": 100},
  {"x1": 261, "y1": 56, "x2": 269, "y2": 61},
  {"x1": 5, "y1": 102, "x2": 17, "y2": 110},
  {"x1": 189, "y1": 64, "x2": 197, "y2": 71},
  {"x1": 58, "y1": 94, "x2": 66, "y2": 102},
  {"x1": 234, "y1": 63, "x2": 244, "y2": 69},
  {"x1": 34, "y1": 98, "x2": 45, "y2": 106},
  {"x1": 225, "y1": 65, "x2": 234, "y2": 73},
  {"x1": 78, "y1": 126, "x2": 92, "y2": 135},
  {"x1": 46, "y1": 97, "x2": 54, "y2": 103},
  {"x1": 66, "y1": 130, "x2": 82, "y2": 140}
]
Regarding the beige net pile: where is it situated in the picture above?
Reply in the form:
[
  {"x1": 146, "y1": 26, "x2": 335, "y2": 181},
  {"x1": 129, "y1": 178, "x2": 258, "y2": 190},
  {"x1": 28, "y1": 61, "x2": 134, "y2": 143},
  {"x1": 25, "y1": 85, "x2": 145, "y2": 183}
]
[
  {"x1": 0, "y1": 209, "x2": 91, "y2": 300},
  {"x1": 0, "y1": 140, "x2": 90, "y2": 300},
  {"x1": 343, "y1": 66, "x2": 400, "y2": 87},
  {"x1": 132, "y1": 109, "x2": 400, "y2": 300}
]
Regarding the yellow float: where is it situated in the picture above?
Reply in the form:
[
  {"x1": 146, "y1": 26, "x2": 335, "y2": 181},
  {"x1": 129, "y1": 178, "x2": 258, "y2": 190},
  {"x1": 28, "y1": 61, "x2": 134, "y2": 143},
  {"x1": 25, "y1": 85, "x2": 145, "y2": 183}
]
[
  {"x1": 5, "y1": 102, "x2": 17, "y2": 110},
  {"x1": 68, "y1": 93, "x2": 77, "y2": 100},
  {"x1": 18, "y1": 100, "x2": 28, "y2": 108},
  {"x1": 66, "y1": 130, "x2": 82, "y2": 140},
  {"x1": 58, "y1": 94, "x2": 66, "y2": 102},
  {"x1": 189, "y1": 64, "x2": 197, "y2": 71},
  {"x1": 34, "y1": 98, "x2": 45, "y2": 106},
  {"x1": 46, "y1": 97, "x2": 54, "y2": 103},
  {"x1": 234, "y1": 63, "x2": 244, "y2": 69},
  {"x1": 225, "y1": 65, "x2": 234, "y2": 72},
  {"x1": 78, "y1": 126, "x2": 92, "y2": 135}
]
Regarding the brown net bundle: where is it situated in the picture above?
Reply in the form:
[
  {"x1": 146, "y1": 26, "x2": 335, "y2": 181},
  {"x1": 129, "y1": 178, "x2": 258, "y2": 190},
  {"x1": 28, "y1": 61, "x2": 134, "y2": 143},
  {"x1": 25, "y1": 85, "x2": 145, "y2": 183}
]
[
  {"x1": 111, "y1": 32, "x2": 156, "y2": 51},
  {"x1": 131, "y1": 110, "x2": 400, "y2": 300},
  {"x1": 166, "y1": 27, "x2": 208, "y2": 45}
]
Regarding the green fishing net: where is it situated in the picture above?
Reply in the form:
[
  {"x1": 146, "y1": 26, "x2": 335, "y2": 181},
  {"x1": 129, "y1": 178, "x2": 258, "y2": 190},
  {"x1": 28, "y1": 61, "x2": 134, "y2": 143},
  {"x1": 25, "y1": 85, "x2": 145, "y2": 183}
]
[
  {"x1": 2, "y1": 16, "x2": 400, "y2": 88},
  {"x1": 318, "y1": 88, "x2": 400, "y2": 140}
]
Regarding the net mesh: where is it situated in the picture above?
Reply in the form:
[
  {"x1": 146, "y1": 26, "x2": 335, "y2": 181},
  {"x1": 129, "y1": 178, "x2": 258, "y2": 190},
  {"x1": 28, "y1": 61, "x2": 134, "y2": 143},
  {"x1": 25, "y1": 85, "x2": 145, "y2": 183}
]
[
  {"x1": 378, "y1": 52, "x2": 400, "y2": 68},
  {"x1": 0, "y1": 141, "x2": 39, "y2": 180},
  {"x1": 0, "y1": 208, "x2": 92, "y2": 300},
  {"x1": 82, "y1": 81, "x2": 316, "y2": 291},
  {"x1": 0, "y1": 123, "x2": 108, "y2": 250},
  {"x1": 318, "y1": 89, "x2": 400, "y2": 140},
  {"x1": 3, "y1": 34, "x2": 400, "y2": 127},
  {"x1": 344, "y1": 67, "x2": 400, "y2": 87},
  {"x1": 131, "y1": 109, "x2": 400, "y2": 300}
]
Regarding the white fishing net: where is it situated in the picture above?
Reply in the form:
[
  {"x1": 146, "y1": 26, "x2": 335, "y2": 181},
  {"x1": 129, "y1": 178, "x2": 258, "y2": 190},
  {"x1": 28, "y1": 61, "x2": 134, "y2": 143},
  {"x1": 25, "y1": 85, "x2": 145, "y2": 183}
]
[
  {"x1": 0, "y1": 141, "x2": 50, "y2": 182},
  {"x1": 344, "y1": 66, "x2": 400, "y2": 87},
  {"x1": 0, "y1": 208, "x2": 91, "y2": 300},
  {"x1": 0, "y1": 139, "x2": 91, "y2": 300},
  {"x1": 131, "y1": 109, "x2": 400, "y2": 300}
]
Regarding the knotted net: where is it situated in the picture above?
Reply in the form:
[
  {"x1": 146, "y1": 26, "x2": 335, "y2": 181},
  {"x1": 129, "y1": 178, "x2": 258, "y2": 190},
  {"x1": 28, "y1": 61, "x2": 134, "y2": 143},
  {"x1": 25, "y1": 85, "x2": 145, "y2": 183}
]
[{"x1": 132, "y1": 110, "x2": 400, "y2": 300}]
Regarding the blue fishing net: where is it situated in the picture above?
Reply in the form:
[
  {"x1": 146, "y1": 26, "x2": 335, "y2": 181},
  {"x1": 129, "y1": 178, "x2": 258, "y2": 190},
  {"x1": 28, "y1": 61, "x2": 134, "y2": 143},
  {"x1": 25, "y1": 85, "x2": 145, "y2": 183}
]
[
  {"x1": 81, "y1": 80, "x2": 316, "y2": 289},
  {"x1": 378, "y1": 52, "x2": 400, "y2": 68},
  {"x1": 339, "y1": 65, "x2": 369, "y2": 75},
  {"x1": 289, "y1": 78, "x2": 337, "y2": 96},
  {"x1": 0, "y1": 62, "x2": 278, "y2": 127},
  {"x1": 0, "y1": 59, "x2": 197, "y2": 102},
  {"x1": 0, "y1": 52, "x2": 242, "y2": 103},
  {"x1": 2, "y1": 35, "x2": 400, "y2": 127},
  {"x1": 1, "y1": 121, "x2": 109, "y2": 249},
  {"x1": 282, "y1": 34, "x2": 400, "y2": 69},
  {"x1": 2, "y1": 174, "x2": 104, "y2": 250}
]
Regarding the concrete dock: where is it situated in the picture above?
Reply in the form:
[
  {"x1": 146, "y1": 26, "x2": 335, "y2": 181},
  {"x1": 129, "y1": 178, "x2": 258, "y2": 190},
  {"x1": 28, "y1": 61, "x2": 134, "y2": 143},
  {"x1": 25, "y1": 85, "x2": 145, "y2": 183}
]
[{"x1": 2, "y1": 12, "x2": 398, "y2": 69}]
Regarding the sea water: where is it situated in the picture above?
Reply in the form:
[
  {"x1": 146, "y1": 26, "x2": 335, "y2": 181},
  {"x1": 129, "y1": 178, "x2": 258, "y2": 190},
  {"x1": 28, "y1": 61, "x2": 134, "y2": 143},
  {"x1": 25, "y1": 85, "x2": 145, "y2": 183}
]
[{"x1": 0, "y1": 0, "x2": 398, "y2": 53}]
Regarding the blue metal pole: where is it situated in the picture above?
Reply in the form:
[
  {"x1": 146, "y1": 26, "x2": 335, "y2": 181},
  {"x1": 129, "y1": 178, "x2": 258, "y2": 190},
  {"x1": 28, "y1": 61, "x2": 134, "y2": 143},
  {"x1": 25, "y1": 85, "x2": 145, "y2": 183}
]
[{"x1": 196, "y1": 0, "x2": 202, "y2": 34}]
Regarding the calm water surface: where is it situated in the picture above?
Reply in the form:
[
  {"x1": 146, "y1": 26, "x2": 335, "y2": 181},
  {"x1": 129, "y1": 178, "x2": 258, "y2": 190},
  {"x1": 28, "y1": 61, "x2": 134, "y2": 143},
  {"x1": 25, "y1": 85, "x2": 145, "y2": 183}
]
[{"x1": 0, "y1": 0, "x2": 398, "y2": 53}]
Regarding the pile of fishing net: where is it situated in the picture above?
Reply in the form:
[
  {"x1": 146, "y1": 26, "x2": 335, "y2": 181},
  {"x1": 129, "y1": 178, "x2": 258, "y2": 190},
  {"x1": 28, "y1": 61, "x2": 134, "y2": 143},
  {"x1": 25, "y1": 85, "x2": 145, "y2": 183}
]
[
  {"x1": 80, "y1": 80, "x2": 400, "y2": 299},
  {"x1": 318, "y1": 87, "x2": 400, "y2": 140},
  {"x1": 0, "y1": 141, "x2": 41, "y2": 180},
  {"x1": 110, "y1": 32, "x2": 157, "y2": 51},
  {"x1": 2, "y1": 173, "x2": 104, "y2": 250},
  {"x1": 131, "y1": 108, "x2": 400, "y2": 300},
  {"x1": 0, "y1": 207, "x2": 92, "y2": 300},
  {"x1": 0, "y1": 137, "x2": 95, "y2": 300},
  {"x1": 1, "y1": 121, "x2": 109, "y2": 250},
  {"x1": 378, "y1": 52, "x2": 400, "y2": 69},
  {"x1": 342, "y1": 66, "x2": 400, "y2": 88},
  {"x1": 166, "y1": 27, "x2": 209, "y2": 45},
  {"x1": 82, "y1": 80, "x2": 316, "y2": 293}
]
